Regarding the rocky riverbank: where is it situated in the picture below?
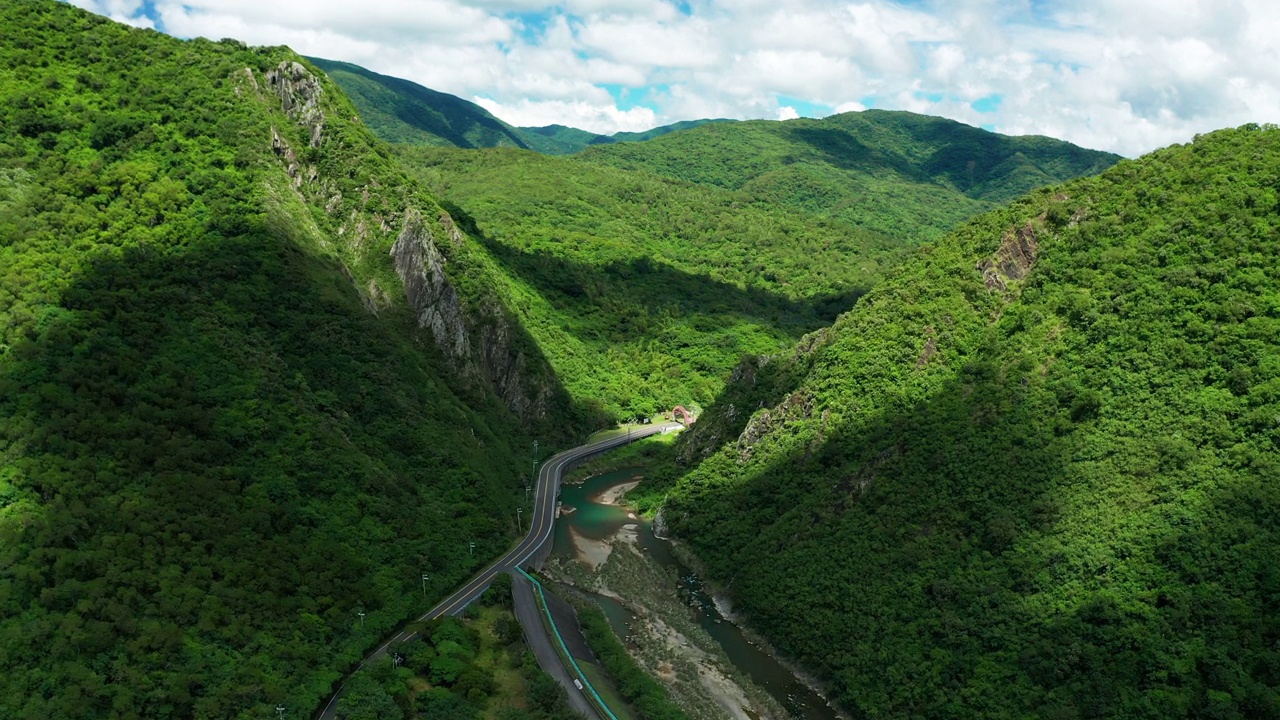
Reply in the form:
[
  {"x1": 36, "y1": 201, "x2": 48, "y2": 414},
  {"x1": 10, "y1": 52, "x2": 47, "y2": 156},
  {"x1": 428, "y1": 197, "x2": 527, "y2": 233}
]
[{"x1": 550, "y1": 514, "x2": 786, "y2": 720}]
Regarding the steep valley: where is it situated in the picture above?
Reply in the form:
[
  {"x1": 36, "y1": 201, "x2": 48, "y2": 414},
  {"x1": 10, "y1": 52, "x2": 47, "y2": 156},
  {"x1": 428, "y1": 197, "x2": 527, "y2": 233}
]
[{"x1": 4, "y1": 2, "x2": 1276, "y2": 720}]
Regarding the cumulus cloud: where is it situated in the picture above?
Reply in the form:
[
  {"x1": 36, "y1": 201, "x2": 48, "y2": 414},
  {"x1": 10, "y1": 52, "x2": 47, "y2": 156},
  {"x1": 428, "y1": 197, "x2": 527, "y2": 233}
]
[
  {"x1": 65, "y1": 0, "x2": 1280, "y2": 156},
  {"x1": 69, "y1": 0, "x2": 154, "y2": 27},
  {"x1": 474, "y1": 96, "x2": 658, "y2": 133}
]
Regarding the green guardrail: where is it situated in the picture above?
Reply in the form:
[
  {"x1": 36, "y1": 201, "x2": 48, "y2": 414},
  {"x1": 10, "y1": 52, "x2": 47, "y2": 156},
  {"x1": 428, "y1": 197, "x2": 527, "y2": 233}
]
[{"x1": 515, "y1": 568, "x2": 620, "y2": 720}]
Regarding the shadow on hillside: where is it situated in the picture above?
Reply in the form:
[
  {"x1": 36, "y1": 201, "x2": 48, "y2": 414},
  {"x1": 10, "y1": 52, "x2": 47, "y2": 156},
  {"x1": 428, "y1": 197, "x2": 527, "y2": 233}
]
[
  {"x1": 1, "y1": 219, "x2": 598, "y2": 716},
  {"x1": 784, "y1": 125, "x2": 935, "y2": 184},
  {"x1": 658, "y1": 345, "x2": 1074, "y2": 715},
  {"x1": 308, "y1": 57, "x2": 531, "y2": 151},
  {"x1": 444, "y1": 202, "x2": 867, "y2": 340},
  {"x1": 661, "y1": 329, "x2": 1280, "y2": 716}
]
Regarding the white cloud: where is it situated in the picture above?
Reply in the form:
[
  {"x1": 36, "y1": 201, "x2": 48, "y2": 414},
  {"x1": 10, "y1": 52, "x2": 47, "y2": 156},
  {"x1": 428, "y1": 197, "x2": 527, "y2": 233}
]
[
  {"x1": 777, "y1": 105, "x2": 799, "y2": 121},
  {"x1": 64, "y1": 0, "x2": 1280, "y2": 155},
  {"x1": 69, "y1": 0, "x2": 153, "y2": 27},
  {"x1": 473, "y1": 96, "x2": 657, "y2": 132}
]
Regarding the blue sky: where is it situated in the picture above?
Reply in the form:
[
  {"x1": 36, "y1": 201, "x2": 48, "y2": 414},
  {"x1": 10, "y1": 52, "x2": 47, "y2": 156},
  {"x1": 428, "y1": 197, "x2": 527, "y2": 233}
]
[{"x1": 71, "y1": 0, "x2": 1280, "y2": 156}]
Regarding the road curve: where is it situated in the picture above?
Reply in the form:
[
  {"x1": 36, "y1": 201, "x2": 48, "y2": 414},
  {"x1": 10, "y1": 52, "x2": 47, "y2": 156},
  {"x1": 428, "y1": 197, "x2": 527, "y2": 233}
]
[{"x1": 314, "y1": 424, "x2": 678, "y2": 719}]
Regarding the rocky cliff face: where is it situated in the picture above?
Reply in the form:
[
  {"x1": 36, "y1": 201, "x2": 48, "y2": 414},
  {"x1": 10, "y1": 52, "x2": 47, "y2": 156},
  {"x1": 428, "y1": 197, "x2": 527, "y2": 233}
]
[
  {"x1": 391, "y1": 210, "x2": 470, "y2": 358},
  {"x1": 254, "y1": 56, "x2": 564, "y2": 430},
  {"x1": 266, "y1": 60, "x2": 324, "y2": 147},
  {"x1": 389, "y1": 210, "x2": 556, "y2": 425}
]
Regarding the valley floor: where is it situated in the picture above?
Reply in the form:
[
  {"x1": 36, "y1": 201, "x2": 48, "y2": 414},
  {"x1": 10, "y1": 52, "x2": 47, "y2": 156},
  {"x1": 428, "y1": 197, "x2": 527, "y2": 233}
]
[{"x1": 549, "y1": 508, "x2": 789, "y2": 720}]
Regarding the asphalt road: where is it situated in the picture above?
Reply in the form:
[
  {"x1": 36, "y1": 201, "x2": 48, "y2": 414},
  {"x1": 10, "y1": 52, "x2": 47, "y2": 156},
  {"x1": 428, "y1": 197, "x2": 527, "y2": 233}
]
[
  {"x1": 314, "y1": 423, "x2": 678, "y2": 719},
  {"x1": 511, "y1": 572, "x2": 602, "y2": 720}
]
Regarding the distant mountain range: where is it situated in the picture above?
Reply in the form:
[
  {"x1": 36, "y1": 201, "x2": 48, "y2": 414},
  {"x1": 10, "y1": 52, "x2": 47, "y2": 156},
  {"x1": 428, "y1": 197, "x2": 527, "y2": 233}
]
[{"x1": 306, "y1": 57, "x2": 733, "y2": 154}]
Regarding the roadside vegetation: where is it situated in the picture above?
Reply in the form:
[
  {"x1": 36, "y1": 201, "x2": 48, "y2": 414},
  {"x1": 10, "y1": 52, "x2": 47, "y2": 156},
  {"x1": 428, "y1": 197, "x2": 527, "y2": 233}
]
[
  {"x1": 568, "y1": 595, "x2": 689, "y2": 720},
  {"x1": 338, "y1": 577, "x2": 582, "y2": 720},
  {"x1": 564, "y1": 435, "x2": 678, "y2": 485}
]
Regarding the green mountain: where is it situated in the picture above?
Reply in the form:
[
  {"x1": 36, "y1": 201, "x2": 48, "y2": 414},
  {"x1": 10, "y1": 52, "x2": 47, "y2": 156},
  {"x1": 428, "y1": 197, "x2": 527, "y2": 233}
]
[
  {"x1": 634, "y1": 125, "x2": 1280, "y2": 718},
  {"x1": 0, "y1": 2, "x2": 590, "y2": 717},
  {"x1": 398, "y1": 144, "x2": 899, "y2": 420},
  {"x1": 305, "y1": 57, "x2": 533, "y2": 149},
  {"x1": 512, "y1": 123, "x2": 602, "y2": 154},
  {"x1": 580, "y1": 111, "x2": 1122, "y2": 242},
  {"x1": 307, "y1": 56, "x2": 732, "y2": 155},
  {"x1": 394, "y1": 114, "x2": 1117, "y2": 420},
  {"x1": 0, "y1": 4, "x2": 1184, "y2": 719},
  {"x1": 516, "y1": 118, "x2": 733, "y2": 154},
  {"x1": 611, "y1": 119, "x2": 731, "y2": 143}
]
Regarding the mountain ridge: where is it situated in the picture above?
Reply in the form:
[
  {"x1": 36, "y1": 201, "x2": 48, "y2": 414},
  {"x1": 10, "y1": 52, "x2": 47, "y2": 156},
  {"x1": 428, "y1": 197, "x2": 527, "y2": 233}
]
[
  {"x1": 633, "y1": 123, "x2": 1280, "y2": 718},
  {"x1": 307, "y1": 56, "x2": 734, "y2": 155},
  {"x1": 0, "y1": 3, "x2": 593, "y2": 717}
]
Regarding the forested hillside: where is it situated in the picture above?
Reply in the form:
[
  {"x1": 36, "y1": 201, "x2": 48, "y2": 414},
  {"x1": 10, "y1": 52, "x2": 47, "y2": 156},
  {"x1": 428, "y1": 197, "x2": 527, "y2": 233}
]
[
  {"x1": 401, "y1": 145, "x2": 898, "y2": 419},
  {"x1": 305, "y1": 57, "x2": 534, "y2": 150},
  {"x1": 636, "y1": 125, "x2": 1280, "y2": 717},
  {"x1": 582, "y1": 111, "x2": 1121, "y2": 243},
  {"x1": 397, "y1": 116, "x2": 1116, "y2": 421},
  {"x1": 0, "y1": 2, "x2": 582, "y2": 717}
]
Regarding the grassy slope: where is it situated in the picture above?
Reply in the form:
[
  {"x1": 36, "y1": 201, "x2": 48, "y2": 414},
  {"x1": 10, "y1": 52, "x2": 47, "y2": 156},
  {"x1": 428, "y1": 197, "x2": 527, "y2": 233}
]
[
  {"x1": 638, "y1": 125, "x2": 1280, "y2": 718},
  {"x1": 399, "y1": 145, "x2": 899, "y2": 419},
  {"x1": 0, "y1": 3, "x2": 573, "y2": 718},
  {"x1": 580, "y1": 111, "x2": 1121, "y2": 243}
]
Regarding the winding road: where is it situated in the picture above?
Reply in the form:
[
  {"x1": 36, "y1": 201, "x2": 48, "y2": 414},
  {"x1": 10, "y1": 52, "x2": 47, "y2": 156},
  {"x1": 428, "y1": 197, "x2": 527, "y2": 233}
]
[{"x1": 314, "y1": 423, "x2": 678, "y2": 719}]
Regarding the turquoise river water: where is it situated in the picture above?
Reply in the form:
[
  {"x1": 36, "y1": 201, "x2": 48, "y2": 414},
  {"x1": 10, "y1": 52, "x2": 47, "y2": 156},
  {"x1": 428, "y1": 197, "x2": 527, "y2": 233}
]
[{"x1": 553, "y1": 469, "x2": 844, "y2": 720}]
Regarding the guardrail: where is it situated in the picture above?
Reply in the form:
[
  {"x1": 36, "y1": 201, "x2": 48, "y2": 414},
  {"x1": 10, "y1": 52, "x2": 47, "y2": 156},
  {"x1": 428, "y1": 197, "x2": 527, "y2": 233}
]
[{"x1": 515, "y1": 567, "x2": 620, "y2": 720}]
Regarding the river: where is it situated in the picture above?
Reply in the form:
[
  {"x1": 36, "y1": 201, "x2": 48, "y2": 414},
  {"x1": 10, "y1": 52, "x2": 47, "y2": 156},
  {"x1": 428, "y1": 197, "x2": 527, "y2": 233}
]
[{"x1": 553, "y1": 469, "x2": 845, "y2": 720}]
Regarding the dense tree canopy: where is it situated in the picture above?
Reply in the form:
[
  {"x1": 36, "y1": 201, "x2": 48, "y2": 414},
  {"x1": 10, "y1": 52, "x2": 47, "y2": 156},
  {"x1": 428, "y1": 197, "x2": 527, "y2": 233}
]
[
  {"x1": 0, "y1": 2, "x2": 569, "y2": 717},
  {"x1": 635, "y1": 125, "x2": 1280, "y2": 718},
  {"x1": 395, "y1": 112, "x2": 1115, "y2": 421},
  {"x1": 401, "y1": 145, "x2": 895, "y2": 420},
  {"x1": 580, "y1": 111, "x2": 1120, "y2": 242}
]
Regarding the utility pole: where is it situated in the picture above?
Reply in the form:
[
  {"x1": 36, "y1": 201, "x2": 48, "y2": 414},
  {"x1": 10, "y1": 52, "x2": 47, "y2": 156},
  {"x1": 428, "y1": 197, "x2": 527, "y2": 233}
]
[
  {"x1": 357, "y1": 610, "x2": 365, "y2": 629},
  {"x1": 276, "y1": 705, "x2": 285, "y2": 720},
  {"x1": 525, "y1": 484, "x2": 530, "y2": 502},
  {"x1": 517, "y1": 506, "x2": 523, "y2": 532},
  {"x1": 469, "y1": 540, "x2": 475, "y2": 556},
  {"x1": 421, "y1": 573, "x2": 429, "y2": 597}
]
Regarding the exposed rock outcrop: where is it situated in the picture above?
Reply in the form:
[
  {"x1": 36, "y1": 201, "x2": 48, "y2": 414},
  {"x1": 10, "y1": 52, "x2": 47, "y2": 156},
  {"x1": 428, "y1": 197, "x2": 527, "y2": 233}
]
[
  {"x1": 438, "y1": 212, "x2": 465, "y2": 247},
  {"x1": 474, "y1": 304, "x2": 553, "y2": 424},
  {"x1": 255, "y1": 56, "x2": 560, "y2": 431},
  {"x1": 269, "y1": 127, "x2": 308, "y2": 188},
  {"x1": 391, "y1": 210, "x2": 470, "y2": 358},
  {"x1": 737, "y1": 389, "x2": 814, "y2": 462},
  {"x1": 977, "y1": 221, "x2": 1039, "y2": 292},
  {"x1": 915, "y1": 326, "x2": 938, "y2": 368},
  {"x1": 390, "y1": 210, "x2": 554, "y2": 425},
  {"x1": 265, "y1": 60, "x2": 324, "y2": 147}
]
